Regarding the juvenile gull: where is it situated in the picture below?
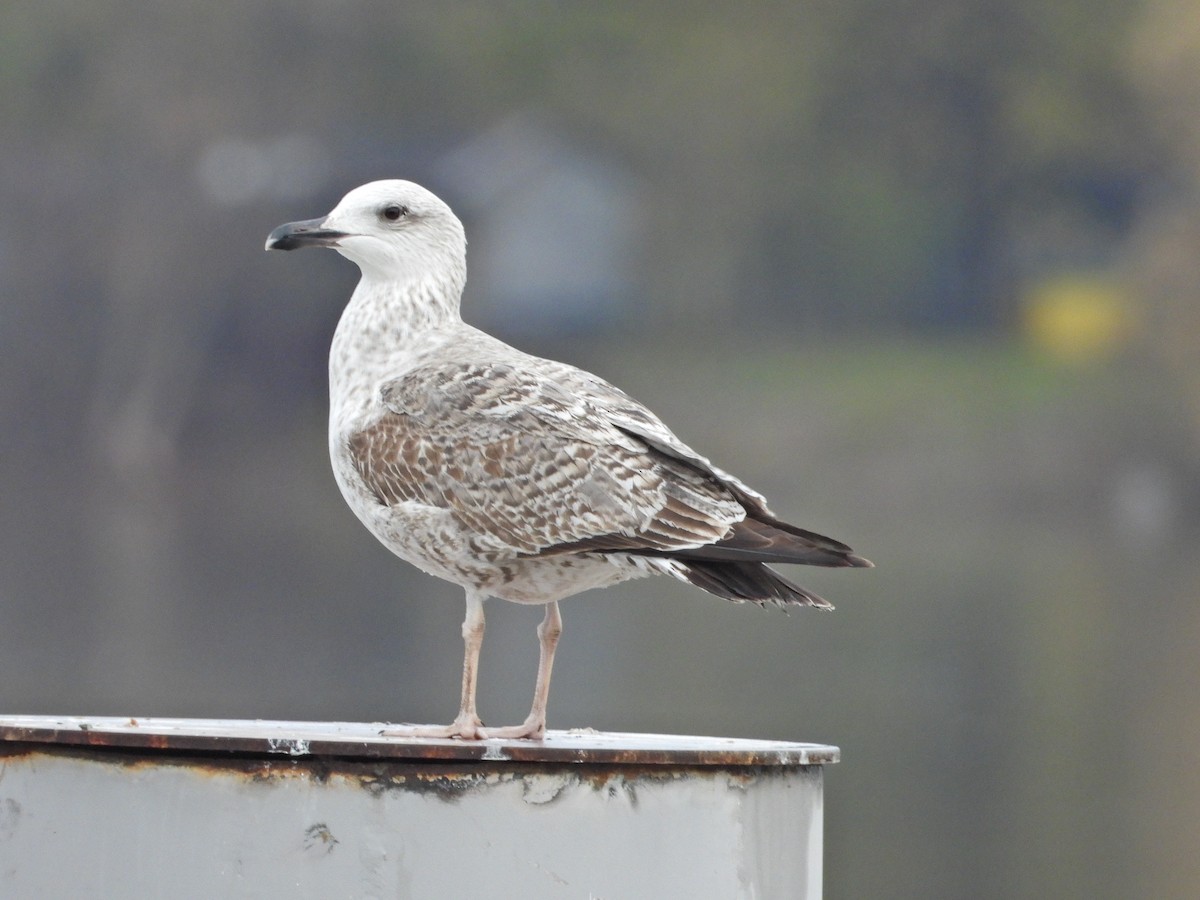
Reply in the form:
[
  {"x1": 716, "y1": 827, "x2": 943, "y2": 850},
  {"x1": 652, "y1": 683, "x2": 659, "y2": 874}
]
[{"x1": 266, "y1": 180, "x2": 871, "y2": 740}]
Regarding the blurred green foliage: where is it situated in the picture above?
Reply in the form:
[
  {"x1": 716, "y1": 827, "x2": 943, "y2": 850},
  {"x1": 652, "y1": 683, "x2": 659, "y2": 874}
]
[{"x1": 0, "y1": 0, "x2": 1156, "y2": 334}]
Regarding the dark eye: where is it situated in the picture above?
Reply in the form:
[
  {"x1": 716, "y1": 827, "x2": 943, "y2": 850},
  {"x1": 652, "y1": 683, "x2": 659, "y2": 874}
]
[{"x1": 382, "y1": 204, "x2": 408, "y2": 222}]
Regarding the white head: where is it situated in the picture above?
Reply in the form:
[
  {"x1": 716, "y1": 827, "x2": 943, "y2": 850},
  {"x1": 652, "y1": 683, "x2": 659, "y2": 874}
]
[{"x1": 266, "y1": 180, "x2": 467, "y2": 287}]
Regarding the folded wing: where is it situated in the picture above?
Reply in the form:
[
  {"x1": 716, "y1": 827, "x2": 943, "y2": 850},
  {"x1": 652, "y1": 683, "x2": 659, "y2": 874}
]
[{"x1": 347, "y1": 360, "x2": 870, "y2": 608}]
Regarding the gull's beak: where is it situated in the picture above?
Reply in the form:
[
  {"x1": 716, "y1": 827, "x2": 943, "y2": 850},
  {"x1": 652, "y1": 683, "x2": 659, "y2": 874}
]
[{"x1": 265, "y1": 217, "x2": 349, "y2": 251}]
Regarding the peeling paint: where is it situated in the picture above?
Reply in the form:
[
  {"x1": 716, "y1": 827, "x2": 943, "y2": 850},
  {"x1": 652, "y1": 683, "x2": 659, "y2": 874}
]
[
  {"x1": 521, "y1": 773, "x2": 571, "y2": 806},
  {"x1": 480, "y1": 741, "x2": 509, "y2": 762},
  {"x1": 266, "y1": 737, "x2": 311, "y2": 756}
]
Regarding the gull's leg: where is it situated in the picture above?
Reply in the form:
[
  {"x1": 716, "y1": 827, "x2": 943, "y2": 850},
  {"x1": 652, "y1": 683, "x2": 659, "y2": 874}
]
[
  {"x1": 384, "y1": 592, "x2": 488, "y2": 740},
  {"x1": 481, "y1": 600, "x2": 562, "y2": 740},
  {"x1": 527, "y1": 600, "x2": 563, "y2": 734},
  {"x1": 447, "y1": 593, "x2": 487, "y2": 737}
]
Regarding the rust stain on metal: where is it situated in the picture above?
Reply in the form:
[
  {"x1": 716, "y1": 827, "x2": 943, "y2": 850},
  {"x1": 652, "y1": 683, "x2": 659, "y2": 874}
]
[
  {"x1": 0, "y1": 716, "x2": 839, "y2": 776},
  {"x1": 0, "y1": 737, "x2": 812, "y2": 817},
  {"x1": 358, "y1": 767, "x2": 491, "y2": 801}
]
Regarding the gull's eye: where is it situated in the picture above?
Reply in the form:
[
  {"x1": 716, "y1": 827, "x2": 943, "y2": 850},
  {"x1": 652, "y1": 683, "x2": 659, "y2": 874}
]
[{"x1": 382, "y1": 204, "x2": 408, "y2": 222}]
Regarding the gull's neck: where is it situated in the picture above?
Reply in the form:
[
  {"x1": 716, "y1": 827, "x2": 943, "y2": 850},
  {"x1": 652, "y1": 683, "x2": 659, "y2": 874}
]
[{"x1": 329, "y1": 268, "x2": 466, "y2": 428}]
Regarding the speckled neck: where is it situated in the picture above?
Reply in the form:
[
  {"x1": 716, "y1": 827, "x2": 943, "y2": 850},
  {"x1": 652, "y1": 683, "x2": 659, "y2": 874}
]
[{"x1": 329, "y1": 271, "x2": 466, "y2": 431}]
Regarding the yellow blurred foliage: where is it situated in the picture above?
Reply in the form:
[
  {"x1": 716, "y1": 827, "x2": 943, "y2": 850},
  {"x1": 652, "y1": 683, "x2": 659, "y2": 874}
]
[{"x1": 1022, "y1": 274, "x2": 1136, "y2": 362}]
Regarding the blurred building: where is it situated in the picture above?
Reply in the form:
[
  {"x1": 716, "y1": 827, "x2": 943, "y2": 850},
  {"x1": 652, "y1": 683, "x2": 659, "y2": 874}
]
[{"x1": 436, "y1": 113, "x2": 641, "y2": 338}]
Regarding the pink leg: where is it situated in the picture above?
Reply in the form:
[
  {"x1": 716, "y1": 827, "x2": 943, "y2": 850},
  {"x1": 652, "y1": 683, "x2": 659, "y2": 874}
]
[
  {"x1": 447, "y1": 594, "x2": 487, "y2": 737},
  {"x1": 384, "y1": 593, "x2": 488, "y2": 740},
  {"x1": 481, "y1": 600, "x2": 562, "y2": 740},
  {"x1": 384, "y1": 597, "x2": 562, "y2": 741}
]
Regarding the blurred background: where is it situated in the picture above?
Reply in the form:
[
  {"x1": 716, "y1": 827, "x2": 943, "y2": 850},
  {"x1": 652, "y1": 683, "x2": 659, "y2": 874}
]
[{"x1": 3, "y1": 0, "x2": 1199, "y2": 896}]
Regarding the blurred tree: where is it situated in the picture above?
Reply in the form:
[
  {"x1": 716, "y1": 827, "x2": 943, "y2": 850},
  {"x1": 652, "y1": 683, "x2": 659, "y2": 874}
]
[
  {"x1": 1, "y1": 0, "x2": 1154, "y2": 344},
  {"x1": 1127, "y1": 0, "x2": 1200, "y2": 450},
  {"x1": 1121, "y1": 11, "x2": 1200, "y2": 895}
]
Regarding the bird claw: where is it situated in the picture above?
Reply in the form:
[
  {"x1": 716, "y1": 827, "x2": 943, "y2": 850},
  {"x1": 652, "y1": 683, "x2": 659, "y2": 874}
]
[
  {"x1": 476, "y1": 715, "x2": 546, "y2": 741},
  {"x1": 380, "y1": 714, "x2": 485, "y2": 740},
  {"x1": 380, "y1": 714, "x2": 545, "y2": 741}
]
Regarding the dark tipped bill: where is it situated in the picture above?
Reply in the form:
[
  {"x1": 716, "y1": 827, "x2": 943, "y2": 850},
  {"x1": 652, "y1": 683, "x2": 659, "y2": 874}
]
[{"x1": 265, "y1": 217, "x2": 349, "y2": 251}]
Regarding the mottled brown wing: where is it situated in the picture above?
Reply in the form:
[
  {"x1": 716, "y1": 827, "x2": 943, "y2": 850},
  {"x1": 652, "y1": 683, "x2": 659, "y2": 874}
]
[
  {"x1": 532, "y1": 357, "x2": 779, "y2": 516},
  {"x1": 529, "y1": 358, "x2": 870, "y2": 567},
  {"x1": 346, "y1": 362, "x2": 744, "y2": 559}
]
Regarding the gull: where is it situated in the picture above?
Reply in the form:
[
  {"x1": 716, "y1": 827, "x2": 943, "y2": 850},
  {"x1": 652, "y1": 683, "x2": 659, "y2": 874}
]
[{"x1": 266, "y1": 180, "x2": 871, "y2": 740}]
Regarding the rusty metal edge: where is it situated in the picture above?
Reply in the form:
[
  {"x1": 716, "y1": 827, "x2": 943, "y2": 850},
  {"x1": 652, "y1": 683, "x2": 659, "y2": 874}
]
[{"x1": 0, "y1": 716, "x2": 839, "y2": 767}]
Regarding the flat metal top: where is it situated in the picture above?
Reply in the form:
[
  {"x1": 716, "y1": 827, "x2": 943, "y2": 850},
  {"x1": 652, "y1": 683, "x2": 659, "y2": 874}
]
[{"x1": 0, "y1": 715, "x2": 838, "y2": 766}]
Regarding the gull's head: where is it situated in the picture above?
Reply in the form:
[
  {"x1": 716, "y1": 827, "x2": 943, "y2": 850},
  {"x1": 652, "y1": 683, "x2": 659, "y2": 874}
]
[{"x1": 266, "y1": 180, "x2": 466, "y2": 283}]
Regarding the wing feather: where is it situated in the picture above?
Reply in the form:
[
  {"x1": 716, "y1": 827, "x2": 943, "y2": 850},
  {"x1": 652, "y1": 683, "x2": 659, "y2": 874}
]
[
  {"x1": 347, "y1": 361, "x2": 744, "y2": 559},
  {"x1": 346, "y1": 359, "x2": 870, "y2": 575}
]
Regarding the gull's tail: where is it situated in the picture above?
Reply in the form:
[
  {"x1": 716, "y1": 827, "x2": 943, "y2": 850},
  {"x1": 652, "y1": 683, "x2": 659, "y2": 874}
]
[
  {"x1": 672, "y1": 559, "x2": 837, "y2": 609},
  {"x1": 674, "y1": 516, "x2": 873, "y2": 569},
  {"x1": 662, "y1": 515, "x2": 873, "y2": 609}
]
